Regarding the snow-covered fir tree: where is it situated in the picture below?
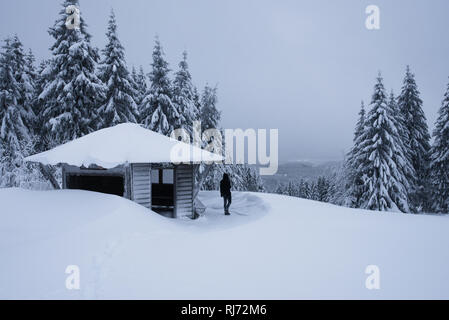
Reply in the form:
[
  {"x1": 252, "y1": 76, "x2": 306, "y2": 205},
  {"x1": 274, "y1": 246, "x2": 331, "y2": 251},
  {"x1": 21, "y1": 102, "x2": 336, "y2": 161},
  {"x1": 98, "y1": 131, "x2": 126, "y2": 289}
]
[
  {"x1": 327, "y1": 167, "x2": 347, "y2": 206},
  {"x1": 173, "y1": 51, "x2": 198, "y2": 135},
  {"x1": 297, "y1": 179, "x2": 308, "y2": 199},
  {"x1": 196, "y1": 84, "x2": 253, "y2": 194},
  {"x1": 242, "y1": 166, "x2": 265, "y2": 192},
  {"x1": 200, "y1": 85, "x2": 220, "y2": 132},
  {"x1": 274, "y1": 183, "x2": 285, "y2": 195},
  {"x1": 201, "y1": 165, "x2": 224, "y2": 190},
  {"x1": 285, "y1": 180, "x2": 298, "y2": 197},
  {"x1": 193, "y1": 86, "x2": 202, "y2": 120},
  {"x1": 397, "y1": 66, "x2": 431, "y2": 212},
  {"x1": 357, "y1": 74, "x2": 411, "y2": 212},
  {"x1": 316, "y1": 176, "x2": 330, "y2": 202},
  {"x1": 24, "y1": 48, "x2": 38, "y2": 132},
  {"x1": 345, "y1": 101, "x2": 366, "y2": 207},
  {"x1": 387, "y1": 90, "x2": 417, "y2": 204},
  {"x1": 132, "y1": 66, "x2": 147, "y2": 108},
  {"x1": 271, "y1": 176, "x2": 336, "y2": 203},
  {"x1": 302, "y1": 181, "x2": 312, "y2": 199},
  {"x1": 429, "y1": 80, "x2": 449, "y2": 213},
  {"x1": 0, "y1": 37, "x2": 30, "y2": 152},
  {"x1": 39, "y1": 0, "x2": 105, "y2": 148},
  {"x1": 131, "y1": 66, "x2": 138, "y2": 93},
  {"x1": 231, "y1": 165, "x2": 265, "y2": 192},
  {"x1": 97, "y1": 10, "x2": 138, "y2": 128},
  {"x1": 308, "y1": 181, "x2": 319, "y2": 201},
  {"x1": 0, "y1": 38, "x2": 47, "y2": 189},
  {"x1": 140, "y1": 38, "x2": 179, "y2": 135},
  {"x1": 24, "y1": 49, "x2": 37, "y2": 87},
  {"x1": 354, "y1": 101, "x2": 366, "y2": 141},
  {"x1": 8, "y1": 35, "x2": 36, "y2": 132},
  {"x1": 201, "y1": 164, "x2": 265, "y2": 193},
  {"x1": 33, "y1": 59, "x2": 52, "y2": 151}
]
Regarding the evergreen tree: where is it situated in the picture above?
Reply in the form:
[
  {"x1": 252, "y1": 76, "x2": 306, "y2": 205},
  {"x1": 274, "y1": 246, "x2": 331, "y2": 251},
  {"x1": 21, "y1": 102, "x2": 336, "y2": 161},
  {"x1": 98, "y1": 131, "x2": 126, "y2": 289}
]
[
  {"x1": 199, "y1": 84, "x2": 221, "y2": 167},
  {"x1": 387, "y1": 90, "x2": 416, "y2": 205},
  {"x1": 354, "y1": 101, "x2": 366, "y2": 142},
  {"x1": 24, "y1": 49, "x2": 39, "y2": 132},
  {"x1": 397, "y1": 66, "x2": 431, "y2": 212},
  {"x1": 308, "y1": 181, "x2": 319, "y2": 201},
  {"x1": 345, "y1": 101, "x2": 366, "y2": 207},
  {"x1": 316, "y1": 176, "x2": 330, "y2": 202},
  {"x1": 286, "y1": 180, "x2": 298, "y2": 197},
  {"x1": 429, "y1": 80, "x2": 449, "y2": 213},
  {"x1": 140, "y1": 37, "x2": 179, "y2": 135},
  {"x1": 201, "y1": 164, "x2": 222, "y2": 190},
  {"x1": 237, "y1": 165, "x2": 265, "y2": 192},
  {"x1": 357, "y1": 74, "x2": 411, "y2": 212},
  {"x1": 173, "y1": 51, "x2": 197, "y2": 135},
  {"x1": 200, "y1": 84, "x2": 220, "y2": 132},
  {"x1": 330, "y1": 161, "x2": 351, "y2": 206},
  {"x1": 24, "y1": 49, "x2": 37, "y2": 88},
  {"x1": 132, "y1": 66, "x2": 147, "y2": 108},
  {"x1": 303, "y1": 181, "x2": 311, "y2": 199},
  {"x1": 9, "y1": 35, "x2": 36, "y2": 131},
  {"x1": 194, "y1": 82, "x2": 223, "y2": 194},
  {"x1": 297, "y1": 179, "x2": 308, "y2": 198},
  {"x1": 275, "y1": 182, "x2": 287, "y2": 195},
  {"x1": 39, "y1": 0, "x2": 105, "y2": 148},
  {"x1": 33, "y1": 59, "x2": 51, "y2": 150},
  {"x1": 131, "y1": 66, "x2": 138, "y2": 92},
  {"x1": 193, "y1": 86, "x2": 201, "y2": 122},
  {"x1": 97, "y1": 10, "x2": 138, "y2": 128},
  {"x1": 0, "y1": 37, "x2": 45, "y2": 188},
  {"x1": 0, "y1": 37, "x2": 30, "y2": 153},
  {"x1": 326, "y1": 171, "x2": 341, "y2": 205}
]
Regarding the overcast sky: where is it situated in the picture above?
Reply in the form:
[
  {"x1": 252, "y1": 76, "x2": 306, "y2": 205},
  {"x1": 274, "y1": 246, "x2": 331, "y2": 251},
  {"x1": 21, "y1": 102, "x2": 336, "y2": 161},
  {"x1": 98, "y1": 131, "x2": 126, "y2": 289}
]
[{"x1": 1, "y1": 0, "x2": 449, "y2": 162}]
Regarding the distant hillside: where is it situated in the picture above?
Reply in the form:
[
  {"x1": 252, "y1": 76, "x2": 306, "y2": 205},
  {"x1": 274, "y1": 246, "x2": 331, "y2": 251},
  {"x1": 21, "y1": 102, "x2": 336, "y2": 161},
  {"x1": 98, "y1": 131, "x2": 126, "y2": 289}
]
[{"x1": 262, "y1": 160, "x2": 342, "y2": 192}]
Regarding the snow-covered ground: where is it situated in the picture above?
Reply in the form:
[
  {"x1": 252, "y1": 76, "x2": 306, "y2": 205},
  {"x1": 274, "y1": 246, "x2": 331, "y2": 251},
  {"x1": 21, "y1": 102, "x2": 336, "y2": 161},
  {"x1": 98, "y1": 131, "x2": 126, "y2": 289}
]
[{"x1": 1, "y1": 188, "x2": 448, "y2": 299}]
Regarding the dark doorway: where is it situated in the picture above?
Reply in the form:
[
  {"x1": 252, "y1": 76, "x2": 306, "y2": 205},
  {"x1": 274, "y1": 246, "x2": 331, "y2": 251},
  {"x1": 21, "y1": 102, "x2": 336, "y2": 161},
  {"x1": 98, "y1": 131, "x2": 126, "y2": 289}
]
[
  {"x1": 66, "y1": 174, "x2": 124, "y2": 197},
  {"x1": 151, "y1": 169, "x2": 174, "y2": 218}
]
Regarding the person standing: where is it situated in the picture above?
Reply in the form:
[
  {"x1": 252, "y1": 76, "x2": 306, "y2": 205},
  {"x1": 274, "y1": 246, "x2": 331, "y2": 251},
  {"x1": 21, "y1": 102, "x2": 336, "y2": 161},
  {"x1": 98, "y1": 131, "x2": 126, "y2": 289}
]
[{"x1": 220, "y1": 173, "x2": 232, "y2": 215}]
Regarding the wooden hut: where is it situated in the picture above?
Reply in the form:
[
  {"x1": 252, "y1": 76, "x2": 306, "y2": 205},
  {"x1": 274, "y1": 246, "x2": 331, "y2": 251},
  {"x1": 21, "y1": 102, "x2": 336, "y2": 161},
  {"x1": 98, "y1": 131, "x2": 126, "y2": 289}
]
[{"x1": 26, "y1": 123, "x2": 223, "y2": 219}]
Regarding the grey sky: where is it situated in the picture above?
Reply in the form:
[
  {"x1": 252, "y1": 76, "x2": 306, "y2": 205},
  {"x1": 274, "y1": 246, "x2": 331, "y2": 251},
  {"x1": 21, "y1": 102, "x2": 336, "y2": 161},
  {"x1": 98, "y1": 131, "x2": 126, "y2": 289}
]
[{"x1": 1, "y1": 0, "x2": 449, "y2": 162}]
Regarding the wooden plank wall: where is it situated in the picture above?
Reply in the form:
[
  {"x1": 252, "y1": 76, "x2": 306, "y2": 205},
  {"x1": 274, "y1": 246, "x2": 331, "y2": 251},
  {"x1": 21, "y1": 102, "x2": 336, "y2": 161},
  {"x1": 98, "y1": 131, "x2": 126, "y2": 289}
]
[
  {"x1": 175, "y1": 165, "x2": 194, "y2": 218},
  {"x1": 131, "y1": 164, "x2": 151, "y2": 209}
]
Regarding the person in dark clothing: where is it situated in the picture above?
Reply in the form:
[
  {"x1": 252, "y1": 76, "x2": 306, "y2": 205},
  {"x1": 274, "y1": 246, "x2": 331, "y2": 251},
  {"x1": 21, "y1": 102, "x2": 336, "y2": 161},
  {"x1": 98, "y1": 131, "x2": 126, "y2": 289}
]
[{"x1": 220, "y1": 173, "x2": 232, "y2": 215}]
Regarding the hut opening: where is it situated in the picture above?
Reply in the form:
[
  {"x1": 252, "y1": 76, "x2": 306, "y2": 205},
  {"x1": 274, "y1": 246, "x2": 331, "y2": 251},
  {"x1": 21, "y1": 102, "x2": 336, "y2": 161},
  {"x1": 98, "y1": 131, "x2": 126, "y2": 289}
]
[
  {"x1": 151, "y1": 168, "x2": 175, "y2": 217},
  {"x1": 66, "y1": 174, "x2": 125, "y2": 197}
]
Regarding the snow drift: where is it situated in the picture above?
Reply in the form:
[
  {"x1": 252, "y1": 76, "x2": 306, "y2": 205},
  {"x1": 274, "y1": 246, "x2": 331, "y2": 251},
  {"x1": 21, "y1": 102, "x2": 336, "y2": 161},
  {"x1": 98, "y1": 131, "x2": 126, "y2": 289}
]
[{"x1": 1, "y1": 188, "x2": 449, "y2": 299}]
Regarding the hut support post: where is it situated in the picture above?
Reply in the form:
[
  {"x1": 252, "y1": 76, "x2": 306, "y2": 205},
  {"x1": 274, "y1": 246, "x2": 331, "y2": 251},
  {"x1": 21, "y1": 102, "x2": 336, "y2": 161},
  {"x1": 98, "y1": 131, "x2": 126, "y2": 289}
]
[
  {"x1": 193, "y1": 164, "x2": 213, "y2": 200},
  {"x1": 39, "y1": 163, "x2": 61, "y2": 190}
]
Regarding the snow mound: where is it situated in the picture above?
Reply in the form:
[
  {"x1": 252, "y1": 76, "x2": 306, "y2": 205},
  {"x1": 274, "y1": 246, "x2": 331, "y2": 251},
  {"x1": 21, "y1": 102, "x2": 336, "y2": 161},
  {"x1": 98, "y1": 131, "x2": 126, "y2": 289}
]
[{"x1": 1, "y1": 188, "x2": 449, "y2": 299}]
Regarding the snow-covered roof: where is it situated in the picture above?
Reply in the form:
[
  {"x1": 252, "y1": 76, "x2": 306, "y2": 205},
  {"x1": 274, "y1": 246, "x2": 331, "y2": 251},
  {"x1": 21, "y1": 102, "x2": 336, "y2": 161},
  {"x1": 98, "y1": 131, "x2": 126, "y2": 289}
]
[{"x1": 25, "y1": 123, "x2": 223, "y2": 168}]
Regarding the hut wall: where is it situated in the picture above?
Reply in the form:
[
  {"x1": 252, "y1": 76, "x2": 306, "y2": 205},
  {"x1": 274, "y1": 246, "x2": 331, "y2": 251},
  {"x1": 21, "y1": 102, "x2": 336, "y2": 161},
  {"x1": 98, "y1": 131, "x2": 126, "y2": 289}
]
[
  {"x1": 131, "y1": 163, "x2": 152, "y2": 209},
  {"x1": 175, "y1": 165, "x2": 194, "y2": 218}
]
